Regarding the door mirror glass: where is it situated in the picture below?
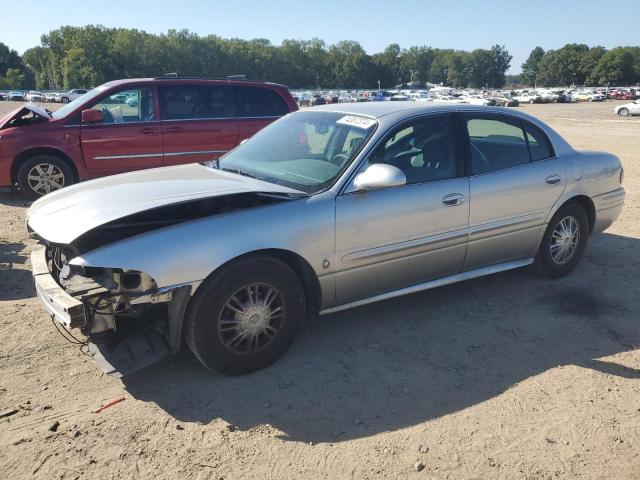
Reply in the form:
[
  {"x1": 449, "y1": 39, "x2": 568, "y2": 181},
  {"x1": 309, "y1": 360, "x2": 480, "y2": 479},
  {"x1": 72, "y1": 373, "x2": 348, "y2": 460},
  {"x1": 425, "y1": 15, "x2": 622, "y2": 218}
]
[
  {"x1": 81, "y1": 108, "x2": 104, "y2": 124},
  {"x1": 353, "y1": 163, "x2": 406, "y2": 191}
]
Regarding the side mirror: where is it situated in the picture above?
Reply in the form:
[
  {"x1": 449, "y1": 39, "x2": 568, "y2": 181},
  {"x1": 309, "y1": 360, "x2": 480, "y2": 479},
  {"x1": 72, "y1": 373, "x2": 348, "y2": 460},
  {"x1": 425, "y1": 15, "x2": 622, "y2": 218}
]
[
  {"x1": 81, "y1": 108, "x2": 104, "y2": 124},
  {"x1": 353, "y1": 163, "x2": 406, "y2": 191}
]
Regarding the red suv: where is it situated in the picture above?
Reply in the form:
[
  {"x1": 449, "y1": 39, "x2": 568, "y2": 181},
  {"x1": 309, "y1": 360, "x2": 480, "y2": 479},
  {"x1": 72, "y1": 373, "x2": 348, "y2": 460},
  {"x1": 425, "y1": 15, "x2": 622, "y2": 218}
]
[{"x1": 0, "y1": 77, "x2": 298, "y2": 198}]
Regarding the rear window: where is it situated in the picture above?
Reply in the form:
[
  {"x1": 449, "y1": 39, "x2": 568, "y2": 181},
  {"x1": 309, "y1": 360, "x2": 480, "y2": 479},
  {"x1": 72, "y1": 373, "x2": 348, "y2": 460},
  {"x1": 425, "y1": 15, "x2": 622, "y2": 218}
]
[
  {"x1": 524, "y1": 123, "x2": 554, "y2": 161},
  {"x1": 159, "y1": 85, "x2": 232, "y2": 120},
  {"x1": 236, "y1": 87, "x2": 289, "y2": 118}
]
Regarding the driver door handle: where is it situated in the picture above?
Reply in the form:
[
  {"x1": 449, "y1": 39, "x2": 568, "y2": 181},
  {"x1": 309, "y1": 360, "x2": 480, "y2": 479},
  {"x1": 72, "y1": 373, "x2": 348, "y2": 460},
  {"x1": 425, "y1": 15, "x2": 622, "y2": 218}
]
[
  {"x1": 442, "y1": 193, "x2": 465, "y2": 207},
  {"x1": 545, "y1": 174, "x2": 561, "y2": 185}
]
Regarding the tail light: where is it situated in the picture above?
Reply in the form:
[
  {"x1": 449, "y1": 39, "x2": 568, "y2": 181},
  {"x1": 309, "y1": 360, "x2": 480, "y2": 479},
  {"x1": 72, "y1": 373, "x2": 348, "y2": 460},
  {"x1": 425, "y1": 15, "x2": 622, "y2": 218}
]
[{"x1": 620, "y1": 166, "x2": 624, "y2": 185}]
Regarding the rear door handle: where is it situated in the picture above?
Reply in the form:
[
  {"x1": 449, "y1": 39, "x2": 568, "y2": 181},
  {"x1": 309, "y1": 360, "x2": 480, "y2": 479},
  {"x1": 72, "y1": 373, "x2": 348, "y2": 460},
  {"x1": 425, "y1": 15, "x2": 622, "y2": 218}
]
[
  {"x1": 545, "y1": 174, "x2": 561, "y2": 185},
  {"x1": 442, "y1": 193, "x2": 465, "y2": 207},
  {"x1": 164, "y1": 126, "x2": 183, "y2": 133}
]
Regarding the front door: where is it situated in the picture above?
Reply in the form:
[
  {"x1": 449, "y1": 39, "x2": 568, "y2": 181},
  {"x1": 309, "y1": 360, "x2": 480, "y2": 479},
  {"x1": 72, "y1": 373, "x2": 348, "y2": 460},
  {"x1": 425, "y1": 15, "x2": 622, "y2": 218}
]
[
  {"x1": 334, "y1": 114, "x2": 469, "y2": 305},
  {"x1": 158, "y1": 84, "x2": 238, "y2": 166},
  {"x1": 80, "y1": 86, "x2": 162, "y2": 177},
  {"x1": 462, "y1": 113, "x2": 566, "y2": 270}
]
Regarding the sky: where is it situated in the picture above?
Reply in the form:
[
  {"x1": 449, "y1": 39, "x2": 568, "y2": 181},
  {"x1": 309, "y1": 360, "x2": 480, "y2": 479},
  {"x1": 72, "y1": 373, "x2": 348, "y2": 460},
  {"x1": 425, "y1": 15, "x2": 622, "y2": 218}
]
[{"x1": 1, "y1": 0, "x2": 639, "y2": 74}]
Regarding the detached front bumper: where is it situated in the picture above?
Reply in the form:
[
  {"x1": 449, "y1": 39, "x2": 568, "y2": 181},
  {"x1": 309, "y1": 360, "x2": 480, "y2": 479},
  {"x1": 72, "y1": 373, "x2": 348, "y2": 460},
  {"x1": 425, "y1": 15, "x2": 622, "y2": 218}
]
[{"x1": 31, "y1": 245, "x2": 86, "y2": 329}]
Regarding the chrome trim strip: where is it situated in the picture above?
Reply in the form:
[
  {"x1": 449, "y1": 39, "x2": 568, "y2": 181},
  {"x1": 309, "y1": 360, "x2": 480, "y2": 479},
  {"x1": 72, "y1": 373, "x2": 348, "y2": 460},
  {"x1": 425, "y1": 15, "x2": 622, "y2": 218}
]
[
  {"x1": 164, "y1": 150, "x2": 228, "y2": 157},
  {"x1": 94, "y1": 153, "x2": 163, "y2": 160},
  {"x1": 469, "y1": 212, "x2": 545, "y2": 241},
  {"x1": 320, "y1": 258, "x2": 534, "y2": 315},
  {"x1": 160, "y1": 115, "x2": 279, "y2": 122},
  {"x1": 342, "y1": 228, "x2": 468, "y2": 264}
]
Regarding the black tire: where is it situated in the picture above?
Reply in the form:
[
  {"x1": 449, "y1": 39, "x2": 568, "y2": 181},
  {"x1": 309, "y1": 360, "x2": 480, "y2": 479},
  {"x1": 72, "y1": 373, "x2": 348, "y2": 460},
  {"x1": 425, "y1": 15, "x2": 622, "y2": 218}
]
[
  {"x1": 529, "y1": 99, "x2": 534, "y2": 104},
  {"x1": 534, "y1": 203, "x2": 589, "y2": 278},
  {"x1": 184, "y1": 256, "x2": 306, "y2": 375},
  {"x1": 61, "y1": 97, "x2": 69, "y2": 103},
  {"x1": 618, "y1": 108, "x2": 630, "y2": 117},
  {"x1": 16, "y1": 154, "x2": 76, "y2": 199}
]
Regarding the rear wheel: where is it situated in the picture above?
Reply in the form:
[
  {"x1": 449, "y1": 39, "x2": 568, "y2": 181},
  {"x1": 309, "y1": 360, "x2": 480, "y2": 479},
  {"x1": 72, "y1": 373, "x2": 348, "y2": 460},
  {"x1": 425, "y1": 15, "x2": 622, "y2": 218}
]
[
  {"x1": 534, "y1": 203, "x2": 588, "y2": 278},
  {"x1": 618, "y1": 108, "x2": 630, "y2": 117},
  {"x1": 61, "y1": 97, "x2": 69, "y2": 103},
  {"x1": 184, "y1": 256, "x2": 305, "y2": 375},
  {"x1": 16, "y1": 155, "x2": 75, "y2": 199}
]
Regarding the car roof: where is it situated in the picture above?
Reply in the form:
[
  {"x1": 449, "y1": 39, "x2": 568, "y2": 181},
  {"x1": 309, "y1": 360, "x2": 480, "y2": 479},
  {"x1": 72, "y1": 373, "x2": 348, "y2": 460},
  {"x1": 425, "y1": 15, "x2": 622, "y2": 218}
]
[
  {"x1": 310, "y1": 102, "x2": 515, "y2": 119},
  {"x1": 103, "y1": 78, "x2": 289, "y2": 89}
]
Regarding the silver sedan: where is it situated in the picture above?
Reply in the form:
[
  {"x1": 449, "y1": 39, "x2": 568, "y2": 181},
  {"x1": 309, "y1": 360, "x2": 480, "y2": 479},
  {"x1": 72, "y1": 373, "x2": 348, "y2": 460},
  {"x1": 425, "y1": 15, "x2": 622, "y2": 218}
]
[{"x1": 27, "y1": 103, "x2": 625, "y2": 376}]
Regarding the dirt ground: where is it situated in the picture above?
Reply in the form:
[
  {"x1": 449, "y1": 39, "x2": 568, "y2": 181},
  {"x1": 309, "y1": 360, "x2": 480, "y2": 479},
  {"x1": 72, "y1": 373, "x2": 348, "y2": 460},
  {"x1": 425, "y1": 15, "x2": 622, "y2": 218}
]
[{"x1": 0, "y1": 100, "x2": 639, "y2": 480}]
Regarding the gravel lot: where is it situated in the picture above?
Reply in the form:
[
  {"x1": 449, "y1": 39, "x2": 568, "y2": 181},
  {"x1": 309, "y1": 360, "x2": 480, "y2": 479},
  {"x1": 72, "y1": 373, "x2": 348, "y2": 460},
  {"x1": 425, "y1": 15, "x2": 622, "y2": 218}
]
[{"x1": 0, "y1": 100, "x2": 639, "y2": 479}]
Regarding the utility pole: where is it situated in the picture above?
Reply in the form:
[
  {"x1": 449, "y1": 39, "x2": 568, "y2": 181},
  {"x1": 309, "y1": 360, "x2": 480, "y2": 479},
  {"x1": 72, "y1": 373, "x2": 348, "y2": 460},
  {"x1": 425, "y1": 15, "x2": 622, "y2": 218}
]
[{"x1": 377, "y1": 80, "x2": 381, "y2": 91}]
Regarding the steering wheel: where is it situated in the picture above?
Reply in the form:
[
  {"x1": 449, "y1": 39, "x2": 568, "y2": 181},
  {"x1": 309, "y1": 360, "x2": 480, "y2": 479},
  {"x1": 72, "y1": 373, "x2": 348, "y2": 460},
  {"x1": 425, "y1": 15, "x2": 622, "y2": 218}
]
[
  {"x1": 330, "y1": 153, "x2": 350, "y2": 166},
  {"x1": 101, "y1": 106, "x2": 115, "y2": 124}
]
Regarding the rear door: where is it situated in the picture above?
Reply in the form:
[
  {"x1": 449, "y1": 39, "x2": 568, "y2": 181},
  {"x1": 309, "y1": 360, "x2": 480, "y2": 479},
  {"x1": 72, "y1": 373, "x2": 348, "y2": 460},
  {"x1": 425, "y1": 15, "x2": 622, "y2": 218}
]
[
  {"x1": 159, "y1": 83, "x2": 238, "y2": 166},
  {"x1": 79, "y1": 86, "x2": 163, "y2": 177},
  {"x1": 463, "y1": 113, "x2": 565, "y2": 270},
  {"x1": 235, "y1": 86, "x2": 292, "y2": 141}
]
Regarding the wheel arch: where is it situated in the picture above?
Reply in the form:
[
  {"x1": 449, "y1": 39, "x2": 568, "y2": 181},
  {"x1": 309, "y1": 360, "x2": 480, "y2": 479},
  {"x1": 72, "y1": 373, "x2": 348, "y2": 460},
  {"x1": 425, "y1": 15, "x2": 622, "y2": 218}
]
[
  {"x1": 565, "y1": 195, "x2": 596, "y2": 235},
  {"x1": 12, "y1": 147, "x2": 79, "y2": 185},
  {"x1": 191, "y1": 248, "x2": 323, "y2": 316}
]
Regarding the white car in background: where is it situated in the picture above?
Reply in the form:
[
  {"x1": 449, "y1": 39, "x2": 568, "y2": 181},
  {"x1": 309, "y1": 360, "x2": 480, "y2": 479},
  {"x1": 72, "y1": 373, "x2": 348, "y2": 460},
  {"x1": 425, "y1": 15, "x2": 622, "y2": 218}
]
[
  {"x1": 614, "y1": 100, "x2": 640, "y2": 117},
  {"x1": 338, "y1": 93, "x2": 357, "y2": 103},
  {"x1": 513, "y1": 92, "x2": 542, "y2": 104},
  {"x1": 25, "y1": 91, "x2": 46, "y2": 102},
  {"x1": 408, "y1": 92, "x2": 432, "y2": 102},
  {"x1": 463, "y1": 95, "x2": 492, "y2": 106},
  {"x1": 537, "y1": 90, "x2": 560, "y2": 103},
  {"x1": 55, "y1": 88, "x2": 88, "y2": 103},
  {"x1": 432, "y1": 95, "x2": 466, "y2": 104}
]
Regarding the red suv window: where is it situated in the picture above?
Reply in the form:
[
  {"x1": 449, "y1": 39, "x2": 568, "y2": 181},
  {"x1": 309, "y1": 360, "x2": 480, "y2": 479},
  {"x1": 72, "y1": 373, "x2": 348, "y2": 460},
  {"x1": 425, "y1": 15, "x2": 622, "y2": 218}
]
[
  {"x1": 159, "y1": 85, "x2": 234, "y2": 120},
  {"x1": 236, "y1": 86, "x2": 289, "y2": 118}
]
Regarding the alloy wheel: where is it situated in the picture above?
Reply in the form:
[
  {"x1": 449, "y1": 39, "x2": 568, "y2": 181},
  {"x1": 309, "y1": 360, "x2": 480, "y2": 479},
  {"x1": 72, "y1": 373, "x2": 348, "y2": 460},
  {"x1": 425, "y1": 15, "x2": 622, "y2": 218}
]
[
  {"x1": 550, "y1": 216, "x2": 580, "y2": 265},
  {"x1": 217, "y1": 283, "x2": 285, "y2": 354},
  {"x1": 26, "y1": 163, "x2": 65, "y2": 195}
]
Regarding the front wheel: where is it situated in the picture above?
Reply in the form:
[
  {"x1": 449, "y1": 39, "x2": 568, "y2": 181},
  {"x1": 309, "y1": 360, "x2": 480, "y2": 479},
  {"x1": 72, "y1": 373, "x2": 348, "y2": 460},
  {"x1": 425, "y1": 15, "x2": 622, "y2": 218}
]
[
  {"x1": 618, "y1": 108, "x2": 630, "y2": 117},
  {"x1": 534, "y1": 203, "x2": 589, "y2": 278},
  {"x1": 184, "y1": 256, "x2": 306, "y2": 375},
  {"x1": 16, "y1": 155, "x2": 75, "y2": 199}
]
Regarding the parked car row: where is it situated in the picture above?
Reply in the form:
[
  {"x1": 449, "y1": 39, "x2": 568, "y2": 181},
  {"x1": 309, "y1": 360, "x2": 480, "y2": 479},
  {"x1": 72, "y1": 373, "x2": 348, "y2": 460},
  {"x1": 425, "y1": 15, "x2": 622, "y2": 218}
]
[
  {"x1": 1, "y1": 89, "x2": 90, "y2": 103},
  {"x1": 292, "y1": 85, "x2": 639, "y2": 109}
]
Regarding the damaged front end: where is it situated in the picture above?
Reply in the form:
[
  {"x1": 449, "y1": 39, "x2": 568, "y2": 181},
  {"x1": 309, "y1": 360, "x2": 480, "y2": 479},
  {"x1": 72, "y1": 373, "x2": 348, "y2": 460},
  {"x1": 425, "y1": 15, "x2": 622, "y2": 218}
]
[{"x1": 31, "y1": 244, "x2": 191, "y2": 377}]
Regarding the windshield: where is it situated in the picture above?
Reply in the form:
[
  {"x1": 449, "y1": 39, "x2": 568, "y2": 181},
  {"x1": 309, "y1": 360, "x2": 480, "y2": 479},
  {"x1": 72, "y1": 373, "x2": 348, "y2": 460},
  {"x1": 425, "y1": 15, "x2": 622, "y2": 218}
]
[
  {"x1": 51, "y1": 84, "x2": 110, "y2": 119},
  {"x1": 217, "y1": 111, "x2": 377, "y2": 194}
]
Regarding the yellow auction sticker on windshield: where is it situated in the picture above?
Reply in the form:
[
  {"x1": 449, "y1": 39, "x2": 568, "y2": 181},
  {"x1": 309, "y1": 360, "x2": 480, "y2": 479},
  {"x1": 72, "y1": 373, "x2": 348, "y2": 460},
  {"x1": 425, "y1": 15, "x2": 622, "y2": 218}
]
[{"x1": 336, "y1": 115, "x2": 376, "y2": 130}]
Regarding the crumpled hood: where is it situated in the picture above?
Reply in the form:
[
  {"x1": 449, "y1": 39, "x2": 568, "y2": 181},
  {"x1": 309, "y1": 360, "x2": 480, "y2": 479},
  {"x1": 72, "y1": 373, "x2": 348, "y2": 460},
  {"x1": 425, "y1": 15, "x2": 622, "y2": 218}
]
[
  {"x1": 27, "y1": 163, "x2": 303, "y2": 244},
  {"x1": 0, "y1": 102, "x2": 50, "y2": 129}
]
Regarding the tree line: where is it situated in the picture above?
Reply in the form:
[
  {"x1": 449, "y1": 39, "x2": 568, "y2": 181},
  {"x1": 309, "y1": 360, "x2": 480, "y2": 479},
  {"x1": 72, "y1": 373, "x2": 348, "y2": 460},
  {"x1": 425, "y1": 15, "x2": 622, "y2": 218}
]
[
  {"x1": 1, "y1": 26, "x2": 638, "y2": 91},
  {"x1": 521, "y1": 44, "x2": 640, "y2": 87},
  {"x1": 1, "y1": 25, "x2": 511, "y2": 90}
]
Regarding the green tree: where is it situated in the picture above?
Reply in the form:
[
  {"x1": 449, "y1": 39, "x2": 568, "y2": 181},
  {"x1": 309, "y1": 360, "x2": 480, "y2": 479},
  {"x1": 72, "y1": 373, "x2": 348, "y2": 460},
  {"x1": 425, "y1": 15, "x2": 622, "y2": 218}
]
[
  {"x1": 521, "y1": 46, "x2": 545, "y2": 85},
  {"x1": 4, "y1": 68, "x2": 27, "y2": 88},
  {"x1": 588, "y1": 47, "x2": 637, "y2": 85}
]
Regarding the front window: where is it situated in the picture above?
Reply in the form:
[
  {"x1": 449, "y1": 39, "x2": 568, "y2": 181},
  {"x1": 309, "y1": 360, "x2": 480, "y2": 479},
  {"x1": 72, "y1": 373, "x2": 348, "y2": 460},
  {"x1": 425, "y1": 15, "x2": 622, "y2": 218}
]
[
  {"x1": 369, "y1": 115, "x2": 459, "y2": 184},
  {"x1": 51, "y1": 84, "x2": 110, "y2": 120},
  {"x1": 90, "y1": 88, "x2": 155, "y2": 124},
  {"x1": 217, "y1": 111, "x2": 377, "y2": 194}
]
